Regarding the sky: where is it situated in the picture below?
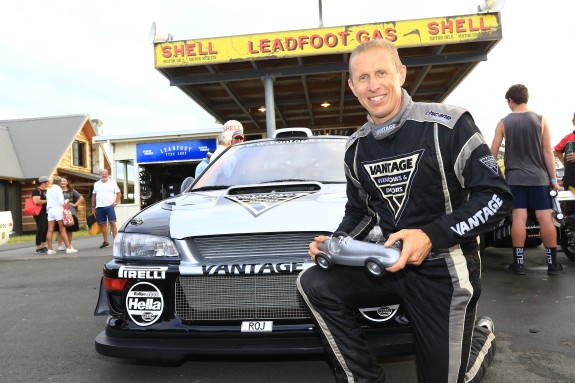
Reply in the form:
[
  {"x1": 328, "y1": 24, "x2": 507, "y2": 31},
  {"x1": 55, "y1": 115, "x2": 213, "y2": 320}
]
[{"x1": 1, "y1": 0, "x2": 573, "y2": 147}]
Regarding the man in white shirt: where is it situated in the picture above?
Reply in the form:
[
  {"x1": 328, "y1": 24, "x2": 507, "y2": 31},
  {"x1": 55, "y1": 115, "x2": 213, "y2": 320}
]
[
  {"x1": 91, "y1": 169, "x2": 121, "y2": 249},
  {"x1": 45, "y1": 176, "x2": 77, "y2": 254}
]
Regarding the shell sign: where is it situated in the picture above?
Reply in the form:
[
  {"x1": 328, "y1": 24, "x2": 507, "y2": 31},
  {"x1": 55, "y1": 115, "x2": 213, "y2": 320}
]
[{"x1": 154, "y1": 13, "x2": 501, "y2": 68}]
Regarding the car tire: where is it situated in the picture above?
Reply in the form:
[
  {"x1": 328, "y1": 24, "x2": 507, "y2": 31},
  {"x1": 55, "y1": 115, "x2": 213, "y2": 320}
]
[
  {"x1": 315, "y1": 252, "x2": 334, "y2": 270},
  {"x1": 364, "y1": 257, "x2": 386, "y2": 277},
  {"x1": 559, "y1": 224, "x2": 575, "y2": 262}
]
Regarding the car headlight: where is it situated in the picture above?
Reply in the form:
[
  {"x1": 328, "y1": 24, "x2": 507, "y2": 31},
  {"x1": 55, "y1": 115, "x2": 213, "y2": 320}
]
[{"x1": 113, "y1": 233, "x2": 180, "y2": 260}]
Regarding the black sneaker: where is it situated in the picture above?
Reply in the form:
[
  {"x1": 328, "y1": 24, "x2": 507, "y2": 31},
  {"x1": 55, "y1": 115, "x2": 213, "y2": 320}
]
[
  {"x1": 547, "y1": 263, "x2": 565, "y2": 275},
  {"x1": 505, "y1": 263, "x2": 525, "y2": 275},
  {"x1": 99, "y1": 241, "x2": 110, "y2": 249},
  {"x1": 35, "y1": 248, "x2": 47, "y2": 254}
]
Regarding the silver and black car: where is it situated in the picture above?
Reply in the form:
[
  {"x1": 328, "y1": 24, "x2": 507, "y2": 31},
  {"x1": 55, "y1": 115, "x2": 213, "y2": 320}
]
[{"x1": 94, "y1": 128, "x2": 413, "y2": 362}]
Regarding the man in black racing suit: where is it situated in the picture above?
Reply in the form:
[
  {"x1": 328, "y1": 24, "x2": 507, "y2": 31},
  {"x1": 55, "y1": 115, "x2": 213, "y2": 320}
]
[{"x1": 297, "y1": 39, "x2": 513, "y2": 383}]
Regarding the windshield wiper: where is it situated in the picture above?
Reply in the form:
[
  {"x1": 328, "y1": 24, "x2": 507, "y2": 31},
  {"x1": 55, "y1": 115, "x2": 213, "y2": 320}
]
[
  {"x1": 190, "y1": 185, "x2": 231, "y2": 192},
  {"x1": 261, "y1": 179, "x2": 316, "y2": 183}
]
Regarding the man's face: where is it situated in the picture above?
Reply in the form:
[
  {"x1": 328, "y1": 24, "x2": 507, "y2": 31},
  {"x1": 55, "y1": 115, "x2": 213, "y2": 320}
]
[
  {"x1": 100, "y1": 172, "x2": 109, "y2": 182},
  {"x1": 232, "y1": 134, "x2": 244, "y2": 145},
  {"x1": 348, "y1": 47, "x2": 406, "y2": 125}
]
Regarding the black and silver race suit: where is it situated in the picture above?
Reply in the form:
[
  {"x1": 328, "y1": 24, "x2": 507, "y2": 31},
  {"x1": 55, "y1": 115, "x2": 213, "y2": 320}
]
[{"x1": 298, "y1": 90, "x2": 513, "y2": 383}]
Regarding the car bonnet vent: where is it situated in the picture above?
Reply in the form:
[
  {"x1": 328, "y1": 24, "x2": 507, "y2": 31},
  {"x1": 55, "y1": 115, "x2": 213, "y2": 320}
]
[
  {"x1": 273, "y1": 127, "x2": 313, "y2": 140},
  {"x1": 228, "y1": 182, "x2": 320, "y2": 195}
]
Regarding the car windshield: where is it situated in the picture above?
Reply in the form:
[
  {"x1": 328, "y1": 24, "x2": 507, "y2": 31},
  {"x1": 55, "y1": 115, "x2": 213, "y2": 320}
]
[{"x1": 192, "y1": 137, "x2": 347, "y2": 190}]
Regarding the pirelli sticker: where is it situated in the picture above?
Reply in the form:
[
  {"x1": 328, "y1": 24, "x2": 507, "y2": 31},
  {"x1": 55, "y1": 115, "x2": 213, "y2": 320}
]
[
  {"x1": 363, "y1": 150, "x2": 423, "y2": 224},
  {"x1": 119, "y1": 266, "x2": 167, "y2": 279}
]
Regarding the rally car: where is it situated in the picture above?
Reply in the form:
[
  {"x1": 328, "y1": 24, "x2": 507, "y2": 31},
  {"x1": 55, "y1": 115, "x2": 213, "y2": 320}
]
[{"x1": 94, "y1": 128, "x2": 413, "y2": 362}]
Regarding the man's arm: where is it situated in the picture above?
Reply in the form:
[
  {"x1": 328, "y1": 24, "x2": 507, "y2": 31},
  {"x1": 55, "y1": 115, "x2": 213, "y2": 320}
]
[
  {"x1": 91, "y1": 183, "x2": 97, "y2": 212},
  {"x1": 556, "y1": 150, "x2": 565, "y2": 165},
  {"x1": 420, "y1": 114, "x2": 513, "y2": 249},
  {"x1": 114, "y1": 191, "x2": 122, "y2": 206},
  {"x1": 554, "y1": 134, "x2": 568, "y2": 165},
  {"x1": 56, "y1": 189, "x2": 65, "y2": 205},
  {"x1": 490, "y1": 120, "x2": 505, "y2": 157},
  {"x1": 541, "y1": 117, "x2": 558, "y2": 189},
  {"x1": 334, "y1": 141, "x2": 377, "y2": 240}
]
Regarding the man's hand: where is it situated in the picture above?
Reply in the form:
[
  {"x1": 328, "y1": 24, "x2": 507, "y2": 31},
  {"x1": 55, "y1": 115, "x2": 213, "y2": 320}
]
[
  {"x1": 384, "y1": 229, "x2": 432, "y2": 273},
  {"x1": 309, "y1": 235, "x2": 329, "y2": 262}
]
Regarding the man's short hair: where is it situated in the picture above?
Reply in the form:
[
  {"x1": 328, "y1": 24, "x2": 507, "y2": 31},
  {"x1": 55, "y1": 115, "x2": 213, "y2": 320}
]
[
  {"x1": 217, "y1": 132, "x2": 231, "y2": 146},
  {"x1": 505, "y1": 84, "x2": 529, "y2": 105},
  {"x1": 348, "y1": 39, "x2": 403, "y2": 78}
]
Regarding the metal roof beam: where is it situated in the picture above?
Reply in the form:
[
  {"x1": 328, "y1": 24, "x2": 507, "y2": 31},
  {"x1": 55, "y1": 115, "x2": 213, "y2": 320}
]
[
  {"x1": 205, "y1": 64, "x2": 263, "y2": 129},
  {"x1": 338, "y1": 53, "x2": 349, "y2": 125},
  {"x1": 170, "y1": 52, "x2": 488, "y2": 86},
  {"x1": 297, "y1": 57, "x2": 314, "y2": 125}
]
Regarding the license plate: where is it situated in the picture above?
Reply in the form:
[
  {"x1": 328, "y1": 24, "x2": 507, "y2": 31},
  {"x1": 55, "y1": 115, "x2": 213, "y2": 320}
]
[{"x1": 241, "y1": 321, "x2": 273, "y2": 332}]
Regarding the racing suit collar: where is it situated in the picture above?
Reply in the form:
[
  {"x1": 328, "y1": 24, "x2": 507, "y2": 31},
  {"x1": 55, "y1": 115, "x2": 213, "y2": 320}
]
[{"x1": 368, "y1": 89, "x2": 414, "y2": 140}]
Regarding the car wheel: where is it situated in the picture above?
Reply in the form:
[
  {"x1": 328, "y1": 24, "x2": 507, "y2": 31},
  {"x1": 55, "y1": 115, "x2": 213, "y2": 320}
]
[
  {"x1": 139, "y1": 170, "x2": 152, "y2": 185},
  {"x1": 140, "y1": 185, "x2": 153, "y2": 200},
  {"x1": 365, "y1": 257, "x2": 386, "y2": 277},
  {"x1": 560, "y1": 224, "x2": 575, "y2": 262},
  {"x1": 315, "y1": 252, "x2": 334, "y2": 270}
]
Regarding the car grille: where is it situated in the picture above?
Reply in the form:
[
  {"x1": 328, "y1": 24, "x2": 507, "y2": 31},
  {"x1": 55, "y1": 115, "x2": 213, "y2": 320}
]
[
  {"x1": 174, "y1": 232, "x2": 329, "y2": 322},
  {"x1": 193, "y1": 232, "x2": 314, "y2": 261},
  {"x1": 175, "y1": 273, "x2": 310, "y2": 321}
]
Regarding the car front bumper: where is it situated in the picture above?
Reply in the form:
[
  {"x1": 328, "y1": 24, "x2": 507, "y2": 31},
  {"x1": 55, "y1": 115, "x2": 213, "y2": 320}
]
[{"x1": 95, "y1": 325, "x2": 414, "y2": 363}]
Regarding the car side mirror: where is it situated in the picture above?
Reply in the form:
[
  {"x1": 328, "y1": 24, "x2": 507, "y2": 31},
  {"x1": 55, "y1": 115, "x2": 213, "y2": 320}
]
[{"x1": 180, "y1": 176, "x2": 194, "y2": 194}]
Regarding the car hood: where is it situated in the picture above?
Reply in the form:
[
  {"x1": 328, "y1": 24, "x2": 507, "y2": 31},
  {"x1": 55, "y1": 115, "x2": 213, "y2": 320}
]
[{"x1": 169, "y1": 182, "x2": 346, "y2": 239}]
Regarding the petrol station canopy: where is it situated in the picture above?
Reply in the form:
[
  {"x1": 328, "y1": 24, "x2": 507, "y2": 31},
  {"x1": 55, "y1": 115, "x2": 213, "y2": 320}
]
[{"x1": 153, "y1": 12, "x2": 502, "y2": 137}]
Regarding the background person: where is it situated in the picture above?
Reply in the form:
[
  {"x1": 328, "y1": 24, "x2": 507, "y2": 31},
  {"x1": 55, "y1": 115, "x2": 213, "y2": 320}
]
[
  {"x1": 490, "y1": 84, "x2": 562, "y2": 275},
  {"x1": 49, "y1": 175, "x2": 65, "y2": 251},
  {"x1": 54, "y1": 176, "x2": 83, "y2": 251},
  {"x1": 554, "y1": 113, "x2": 575, "y2": 190},
  {"x1": 554, "y1": 113, "x2": 575, "y2": 216},
  {"x1": 221, "y1": 119, "x2": 243, "y2": 140},
  {"x1": 32, "y1": 176, "x2": 49, "y2": 254},
  {"x1": 231, "y1": 130, "x2": 245, "y2": 145},
  {"x1": 45, "y1": 176, "x2": 77, "y2": 255},
  {"x1": 209, "y1": 132, "x2": 232, "y2": 163},
  {"x1": 194, "y1": 151, "x2": 212, "y2": 178},
  {"x1": 50, "y1": 175, "x2": 65, "y2": 250},
  {"x1": 298, "y1": 39, "x2": 512, "y2": 383},
  {"x1": 91, "y1": 169, "x2": 121, "y2": 249},
  {"x1": 210, "y1": 119, "x2": 244, "y2": 162}
]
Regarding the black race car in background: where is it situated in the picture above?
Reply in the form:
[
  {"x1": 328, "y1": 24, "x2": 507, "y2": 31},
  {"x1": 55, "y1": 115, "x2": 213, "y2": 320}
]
[{"x1": 94, "y1": 128, "x2": 414, "y2": 362}]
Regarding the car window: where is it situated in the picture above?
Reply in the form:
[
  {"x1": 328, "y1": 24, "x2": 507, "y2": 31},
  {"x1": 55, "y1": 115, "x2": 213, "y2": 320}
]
[{"x1": 192, "y1": 138, "x2": 346, "y2": 189}]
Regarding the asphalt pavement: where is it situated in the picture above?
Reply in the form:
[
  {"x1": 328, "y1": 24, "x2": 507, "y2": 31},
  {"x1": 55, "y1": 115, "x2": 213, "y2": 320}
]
[
  {"x1": 1, "y1": 236, "x2": 575, "y2": 382},
  {"x1": 0, "y1": 234, "x2": 112, "y2": 260}
]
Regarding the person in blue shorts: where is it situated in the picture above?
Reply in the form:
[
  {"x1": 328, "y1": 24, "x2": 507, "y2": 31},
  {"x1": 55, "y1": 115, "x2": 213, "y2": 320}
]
[
  {"x1": 491, "y1": 84, "x2": 563, "y2": 275},
  {"x1": 91, "y1": 169, "x2": 121, "y2": 249}
]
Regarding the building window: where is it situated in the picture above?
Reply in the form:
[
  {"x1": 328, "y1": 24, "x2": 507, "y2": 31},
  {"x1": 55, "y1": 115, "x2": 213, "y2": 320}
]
[
  {"x1": 115, "y1": 160, "x2": 135, "y2": 204},
  {"x1": 72, "y1": 141, "x2": 86, "y2": 167}
]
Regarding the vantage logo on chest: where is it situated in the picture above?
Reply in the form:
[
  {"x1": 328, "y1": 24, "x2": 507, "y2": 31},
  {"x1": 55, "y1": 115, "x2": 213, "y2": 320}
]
[{"x1": 363, "y1": 150, "x2": 423, "y2": 224}]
